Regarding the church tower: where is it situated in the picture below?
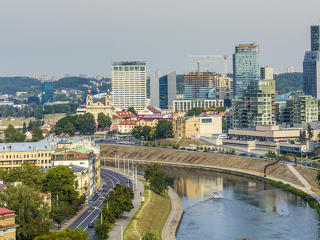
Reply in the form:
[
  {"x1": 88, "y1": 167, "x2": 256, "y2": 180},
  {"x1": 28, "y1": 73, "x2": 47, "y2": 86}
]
[
  {"x1": 105, "y1": 89, "x2": 112, "y2": 106},
  {"x1": 86, "y1": 89, "x2": 93, "y2": 106}
]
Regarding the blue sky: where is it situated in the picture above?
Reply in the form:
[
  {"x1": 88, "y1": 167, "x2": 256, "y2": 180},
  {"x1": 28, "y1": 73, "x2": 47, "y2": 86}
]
[{"x1": 0, "y1": 0, "x2": 319, "y2": 77}]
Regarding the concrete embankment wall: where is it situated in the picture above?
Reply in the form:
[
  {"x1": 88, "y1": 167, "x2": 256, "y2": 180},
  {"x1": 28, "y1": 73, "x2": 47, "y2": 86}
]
[{"x1": 100, "y1": 144, "x2": 319, "y2": 190}]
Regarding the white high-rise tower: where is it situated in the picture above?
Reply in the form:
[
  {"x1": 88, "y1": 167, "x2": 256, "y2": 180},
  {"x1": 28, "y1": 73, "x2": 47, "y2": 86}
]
[{"x1": 112, "y1": 61, "x2": 147, "y2": 111}]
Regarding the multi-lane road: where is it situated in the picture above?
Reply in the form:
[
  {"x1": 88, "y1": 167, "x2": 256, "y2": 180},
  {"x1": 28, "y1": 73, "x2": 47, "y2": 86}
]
[{"x1": 69, "y1": 168, "x2": 131, "y2": 239}]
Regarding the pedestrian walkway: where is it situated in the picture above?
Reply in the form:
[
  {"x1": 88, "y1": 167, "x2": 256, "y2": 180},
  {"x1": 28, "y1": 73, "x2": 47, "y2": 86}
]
[
  {"x1": 108, "y1": 169, "x2": 144, "y2": 240},
  {"x1": 161, "y1": 187, "x2": 183, "y2": 240},
  {"x1": 287, "y1": 164, "x2": 312, "y2": 190}
]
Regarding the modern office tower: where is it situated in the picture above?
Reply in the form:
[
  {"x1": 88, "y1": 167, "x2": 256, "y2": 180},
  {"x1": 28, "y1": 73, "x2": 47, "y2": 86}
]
[
  {"x1": 233, "y1": 43, "x2": 260, "y2": 98},
  {"x1": 214, "y1": 75, "x2": 233, "y2": 100},
  {"x1": 311, "y1": 25, "x2": 320, "y2": 51},
  {"x1": 183, "y1": 72, "x2": 215, "y2": 99},
  {"x1": 260, "y1": 66, "x2": 274, "y2": 80},
  {"x1": 41, "y1": 81, "x2": 54, "y2": 104},
  {"x1": 150, "y1": 71, "x2": 176, "y2": 110},
  {"x1": 232, "y1": 79, "x2": 275, "y2": 128},
  {"x1": 303, "y1": 25, "x2": 320, "y2": 99},
  {"x1": 112, "y1": 61, "x2": 147, "y2": 111}
]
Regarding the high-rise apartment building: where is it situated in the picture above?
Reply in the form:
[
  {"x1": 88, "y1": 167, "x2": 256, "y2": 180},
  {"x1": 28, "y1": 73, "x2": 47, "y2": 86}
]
[
  {"x1": 233, "y1": 43, "x2": 260, "y2": 98},
  {"x1": 260, "y1": 66, "x2": 274, "y2": 80},
  {"x1": 303, "y1": 25, "x2": 320, "y2": 99},
  {"x1": 311, "y1": 25, "x2": 320, "y2": 51},
  {"x1": 150, "y1": 71, "x2": 176, "y2": 110},
  {"x1": 112, "y1": 61, "x2": 147, "y2": 111},
  {"x1": 41, "y1": 81, "x2": 53, "y2": 104},
  {"x1": 183, "y1": 72, "x2": 215, "y2": 100},
  {"x1": 214, "y1": 75, "x2": 233, "y2": 100},
  {"x1": 232, "y1": 79, "x2": 275, "y2": 128}
]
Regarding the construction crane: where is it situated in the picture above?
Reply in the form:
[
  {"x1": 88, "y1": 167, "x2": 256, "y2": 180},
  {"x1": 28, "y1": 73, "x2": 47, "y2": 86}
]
[{"x1": 187, "y1": 55, "x2": 229, "y2": 74}]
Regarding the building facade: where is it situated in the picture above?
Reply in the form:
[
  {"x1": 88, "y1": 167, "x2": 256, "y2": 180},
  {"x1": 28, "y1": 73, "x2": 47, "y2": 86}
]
[
  {"x1": 173, "y1": 99, "x2": 224, "y2": 112},
  {"x1": 214, "y1": 75, "x2": 233, "y2": 100},
  {"x1": 112, "y1": 61, "x2": 147, "y2": 111},
  {"x1": 304, "y1": 25, "x2": 320, "y2": 99},
  {"x1": 82, "y1": 89, "x2": 114, "y2": 121},
  {"x1": 0, "y1": 208, "x2": 18, "y2": 240},
  {"x1": 41, "y1": 81, "x2": 53, "y2": 104},
  {"x1": 183, "y1": 72, "x2": 215, "y2": 100},
  {"x1": 260, "y1": 66, "x2": 274, "y2": 80},
  {"x1": 159, "y1": 72, "x2": 176, "y2": 110},
  {"x1": 232, "y1": 79, "x2": 276, "y2": 128},
  {"x1": 233, "y1": 43, "x2": 260, "y2": 98}
]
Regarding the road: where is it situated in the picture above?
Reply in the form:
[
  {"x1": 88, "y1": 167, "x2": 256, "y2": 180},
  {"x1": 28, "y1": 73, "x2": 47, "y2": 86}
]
[{"x1": 69, "y1": 168, "x2": 132, "y2": 239}]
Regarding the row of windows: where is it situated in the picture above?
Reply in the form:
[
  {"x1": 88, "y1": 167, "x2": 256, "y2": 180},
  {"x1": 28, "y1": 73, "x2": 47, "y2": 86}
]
[
  {"x1": 113, "y1": 66, "x2": 146, "y2": 71},
  {"x1": 0, "y1": 159, "x2": 51, "y2": 165},
  {"x1": 0, "y1": 152, "x2": 51, "y2": 159}
]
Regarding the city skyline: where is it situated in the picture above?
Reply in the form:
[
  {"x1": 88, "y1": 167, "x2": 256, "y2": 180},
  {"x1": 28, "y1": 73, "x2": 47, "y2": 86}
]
[{"x1": 0, "y1": 0, "x2": 320, "y2": 76}]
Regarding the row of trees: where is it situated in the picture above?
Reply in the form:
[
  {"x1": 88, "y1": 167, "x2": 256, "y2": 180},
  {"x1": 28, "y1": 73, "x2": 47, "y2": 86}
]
[
  {"x1": 54, "y1": 112, "x2": 112, "y2": 136},
  {"x1": 95, "y1": 185, "x2": 134, "y2": 239},
  {"x1": 144, "y1": 164, "x2": 170, "y2": 194},
  {"x1": 0, "y1": 163, "x2": 84, "y2": 240},
  {"x1": 185, "y1": 106, "x2": 227, "y2": 117},
  {"x1": 131, "y1": 120, "x2": 173, "y2": 140},
  {"x1": 4, "y1": 124, "x2": 44, "y2": 143}
]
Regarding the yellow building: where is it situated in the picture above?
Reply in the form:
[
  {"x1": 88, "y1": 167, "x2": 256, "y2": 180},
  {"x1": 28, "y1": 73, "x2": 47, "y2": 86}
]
[
  {"x1": 137, "y1": 119, "x2": 159, "y2": 128},
  {"x1": 0, "y1": 140, "x2": 55, "y2": 169},
  {"x1": 0, "y1": 207, "x2": 18, "y2": 240},
  {"x1": 82, "y1": 89, "x2": 114, "y2": 120}
]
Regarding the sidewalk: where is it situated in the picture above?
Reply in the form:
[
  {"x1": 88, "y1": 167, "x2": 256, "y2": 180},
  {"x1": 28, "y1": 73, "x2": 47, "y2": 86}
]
[
  {"x1": 108, "y1": 169, "x2": 144, "y2": 240},
  {"x1": 161, "y1": 187, "x2": 183, "y2": 240}
]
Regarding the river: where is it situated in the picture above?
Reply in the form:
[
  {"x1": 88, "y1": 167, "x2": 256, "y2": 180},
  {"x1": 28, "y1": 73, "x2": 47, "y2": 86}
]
[{"x1": 164, "y1": 167, "x2": 320, "y2": 240}]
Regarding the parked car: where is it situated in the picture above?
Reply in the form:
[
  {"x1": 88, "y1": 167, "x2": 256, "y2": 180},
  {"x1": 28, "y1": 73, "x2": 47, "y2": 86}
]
[{"x1": 88, "y1": 223, "x2": 94, "y2": 228}]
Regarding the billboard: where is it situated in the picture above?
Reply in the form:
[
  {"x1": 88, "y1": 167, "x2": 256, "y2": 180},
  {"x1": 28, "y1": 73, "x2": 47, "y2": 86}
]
[{"x1": 137, "y1": 114, "x2": 172, "y2": 119}]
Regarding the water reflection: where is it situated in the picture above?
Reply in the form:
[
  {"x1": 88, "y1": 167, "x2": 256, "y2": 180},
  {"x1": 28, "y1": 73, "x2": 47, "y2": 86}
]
[{"x1": 165, "y1": 167, "x2": 319, "y2": 240}]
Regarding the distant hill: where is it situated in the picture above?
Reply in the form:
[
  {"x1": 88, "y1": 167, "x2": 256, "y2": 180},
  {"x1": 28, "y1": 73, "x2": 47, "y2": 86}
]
[
  {"x1": 0, "y1": 77, "x2": 41, "y2": 94},
  {"x1": 274, "y1": 72, "x2": 303, "y2": 94},
  {"x1": 53, "y1": 77, "x2": 93, "y2": 90}
]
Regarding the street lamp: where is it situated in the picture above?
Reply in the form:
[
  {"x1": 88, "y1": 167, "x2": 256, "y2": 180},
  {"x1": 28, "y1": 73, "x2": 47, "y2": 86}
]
[
  {"x1": 115, "y1": 223, "x2": 123, "y2": 240},
  {"x1": 133, "y1": 231, "x2": 142, "y2": 240}
]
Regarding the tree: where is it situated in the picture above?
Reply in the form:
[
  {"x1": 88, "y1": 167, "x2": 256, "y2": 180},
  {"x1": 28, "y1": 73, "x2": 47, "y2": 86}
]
[
  {"x1": 4, "y1": 124, "x2": 26, "y2": 142},
  {"x1": 149, "y1": 128, "x2": 156, "y2": 140},
  {"x1": 318, "y1": 132, "x2": 320, "y2": 140},
  {"x1": 145, "y1": 164, "x2": 168, "y2": 194},
  {"x1": 22, "y1": 122, "x2": 27, "y2": 133},
  {"x1": 299, "y1": 129, "x2": 307, "y2": 143},
  {"x1": 143, "y1": 232, "x2": 158, "y2": 240},
  {"x1": 185, "y1": 107, "x2": 204, "y2": 117},
  {"x1": 32, "y1": 127, "x2": 44, "y2": 141},
  {"x1": 34, "y1": 108, "x2": 43, "y2": 120},
  {"x1": 155, "y1": 120, "x2": 172, "y2": 139},
  {"x1": 307, "y1": 124, "x2": 314, "y2": 140},
  {"x1": 77, "y1": 113, "x2": 96, "y2": 135},
  {"x1": 0, "y1": 184, "x2": 50, "y2": 240},
  {"x1": 64, "y1": 121, "x2": 76, "y2": 136},
  {"x1": 127, "y1": 107, "x2": 137, "y2": 115},
  {"x1": 97, "y1": 112, "x2": 112, "y2": 130},
  {"x1": 42, "y1": 166, "x2": 78, "y2": 203},
  {"x1": 53, "y1": 126, "x2": 63, "y2": 135},
  {"x1": 131, "y1": 126, "x2": 143, "y2": 139},
  {"x1": 95, "y1": 221, "x2": 112, "y2": 240},
  {"x1": 34, "y1": 228, "x2": 92, "y2": 240}
]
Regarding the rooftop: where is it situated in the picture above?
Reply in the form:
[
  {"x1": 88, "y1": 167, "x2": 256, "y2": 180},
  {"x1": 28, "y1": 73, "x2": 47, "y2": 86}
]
[
  {"x1": 52, "y1": 145, "x2": 94, "y2": 156},
  {"x1": 0, "y1": 138, "x2": 56, "y2": 152},
  {"x1": 112, "y1": 61, "x2": 146, "y2": 66},
  {"x1": 0, "y1": 207, "x2": 15, "y2": 215}
]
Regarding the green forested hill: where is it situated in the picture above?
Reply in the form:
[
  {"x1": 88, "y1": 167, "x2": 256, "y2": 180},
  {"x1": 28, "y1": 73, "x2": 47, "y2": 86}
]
[
  {"x1": 0, "y1": 77, "x2": 41, "y2": 94},
  {"x1": 274, "y1": 72, "x2": 303, "y2": 94}
]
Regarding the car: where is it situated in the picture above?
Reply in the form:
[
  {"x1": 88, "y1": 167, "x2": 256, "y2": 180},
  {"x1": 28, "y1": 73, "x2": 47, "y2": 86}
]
[
  {"x1": 181, "y1": 147, "x2": 186, "y2": 150},
  {"x1": 102, "y1": 184, "x2": 107, "y2": 189},
  {"x1": 88, "y1": 223, "x2": 94, "y2": 228},
  {"x1": 88, "y1": 199, "x2": 93, "y2": 204}
]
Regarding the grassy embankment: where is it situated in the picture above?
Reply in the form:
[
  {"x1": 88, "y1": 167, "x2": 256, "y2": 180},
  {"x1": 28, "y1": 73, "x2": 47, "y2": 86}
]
[
  {"x1": 124, "y1": 182, "x2": 171, "y2": 240},
  {"x1": 0, "y1": 113, "x2": 66, "y2": 127}
]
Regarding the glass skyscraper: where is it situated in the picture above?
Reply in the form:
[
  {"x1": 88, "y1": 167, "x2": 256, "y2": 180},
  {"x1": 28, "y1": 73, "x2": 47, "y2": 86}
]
[
  {"x1": 311, "y1": 25, "x2": 320, "y2": 51},
  {"x1": 303, "y1": 25, "x2": 320, "y2": 99},
  {"x1": 41, "y1": 81, "x2": 53, "y2": 104},
  {"x1": 233, "y1": 43, "x2": 260, "y2": 98},
  {"x1": 183, "y1": 72, "x2": 215, "y2": 100}
]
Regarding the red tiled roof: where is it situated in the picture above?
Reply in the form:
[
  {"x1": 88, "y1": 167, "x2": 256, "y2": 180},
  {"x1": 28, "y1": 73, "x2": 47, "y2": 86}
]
[
  {"x1": 119, "y1": 120, "x2": 137, "y2": 126},
  {"x1": 0, "y1": 224, "x2": 19, "y2": 230},
  {"x1": 0, "y1": 207, "x2": 15, "y2": 215},
  {"x1": 147, "y1": 106, "x2": 161, "y2": 114},
  {"x1": 115, "y1": 111, "x2": 136, "y2": 118},
  {"x1": 39, "y1": 192, "x2": 51, "y2": 199},
  {"x1": 42, "y1": 129, "x2": 50, "y2": 134},
  {"x1": 48, "y1": 122, "x2": 56, "y2": 126}
]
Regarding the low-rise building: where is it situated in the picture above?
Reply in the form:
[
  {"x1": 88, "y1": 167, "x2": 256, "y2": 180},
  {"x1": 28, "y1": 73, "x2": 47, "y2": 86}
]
[
  {"x1": 173, "y1": 114, "x2": 222, "y2": 139},
  {"x1": 0, "y1": 208, "x2": 18, "y2": 240},
  {"x1": 118, "y1": 120, "x2": 137, "y2": 133},
  {"x1": 173, "y1": 99, "x2": 224, "y2": 113},
  {"x1": 52, "y1": 145, "x2": 99, "y2": 196}
]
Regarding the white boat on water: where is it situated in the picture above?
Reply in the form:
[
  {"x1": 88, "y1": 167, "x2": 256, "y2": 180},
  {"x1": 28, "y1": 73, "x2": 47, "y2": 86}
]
[{"x1": 212, "y1": 192, "x2": 223, "y2": 199}]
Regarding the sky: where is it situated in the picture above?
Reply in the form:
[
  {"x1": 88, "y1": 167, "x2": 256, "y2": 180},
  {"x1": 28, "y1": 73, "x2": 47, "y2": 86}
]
[{"x1": 0, "y1": 0, "x2": 320, "y2": 77}]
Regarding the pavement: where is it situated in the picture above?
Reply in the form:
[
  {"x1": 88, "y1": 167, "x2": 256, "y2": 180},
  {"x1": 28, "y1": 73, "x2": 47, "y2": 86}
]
[
  {"x1": 107, "y1": 169, "x2": 144, "y2": 240},
  {"x1": 68, "y1": 168, "x2": 132, "y2": 239},
  {"x1": 161, "y1": 187, "x2": 183, "y2": 240}
]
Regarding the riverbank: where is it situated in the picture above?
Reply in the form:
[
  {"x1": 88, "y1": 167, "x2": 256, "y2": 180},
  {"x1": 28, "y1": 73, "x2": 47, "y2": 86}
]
[
  {"x1": 161, "y1": 187, "x2": 183, "y2": 240},
  {"x1": 124, "y1": 182, "x2": 171, "y2": 240}
]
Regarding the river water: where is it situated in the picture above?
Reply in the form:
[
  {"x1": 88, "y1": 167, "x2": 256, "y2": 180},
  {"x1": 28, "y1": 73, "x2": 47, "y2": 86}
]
[{"x1": 165, "y1": 167, "x2": 319, "y2": 240}]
